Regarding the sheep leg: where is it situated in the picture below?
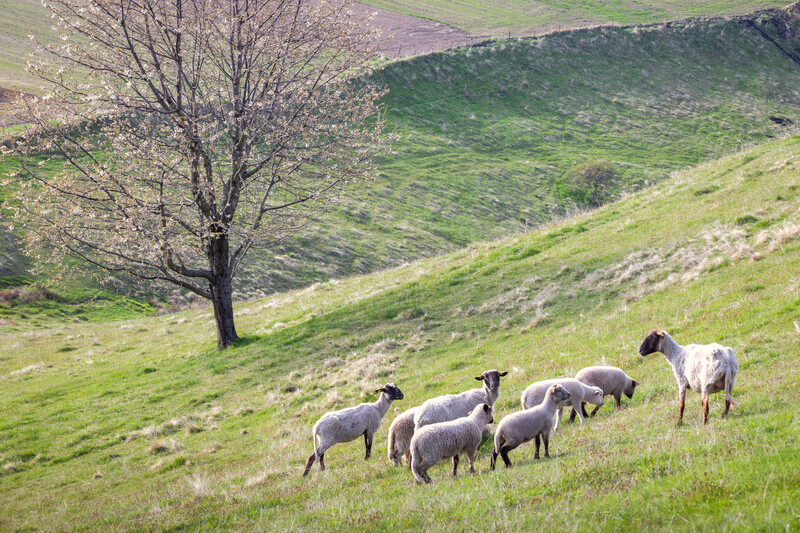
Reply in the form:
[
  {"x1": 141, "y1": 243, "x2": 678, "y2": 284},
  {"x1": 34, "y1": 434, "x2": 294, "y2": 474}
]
[
  {"x1": 534, "y1": 435, "x2": 541, "y2": 459},
  {"x1": 723, "y1": 398, "x2": 731, "y2": 418},
  {"x1": 554, "y1": 407, "x2": 563, "y2": 431},
  {"x1": 678, "y1": 386, "x2": 687, "y2": 426},
  {"x1": 499, "y1": 445, "x2": 514, "y2": 467},
  {"x1": 589, "y1": 402, "x2": 600, "y2": 417},
  {"x1": 451, "y1": 455, "x2": 459, "y2": 477},
  {"x1": 573, "y1": 400, "x2": 586, "y2": 425},
  {"x1": 701, "y1": 393, "x2": 709, "y2": 425},
  {"x1": 363, "y1": 432, "x2": 372, "y2": 460},
  {"x1": 569, "y1": 407, "x2": 578, "y2": 423},
  {"x1": 405, "y1": 450, "x2": 412, "y2": 469},
  {"x1": 302, "y1": 453, "x2": 316, "y2": 477},
  {"x1": 543, "y1": 432, "x2": 550, "y2": 458},
  {"x1": 467, "y1": 451, "x2": 476, "y2": 473},
  {"x1": 614, "y1": 394, "x2": 622, "y2": 409}
]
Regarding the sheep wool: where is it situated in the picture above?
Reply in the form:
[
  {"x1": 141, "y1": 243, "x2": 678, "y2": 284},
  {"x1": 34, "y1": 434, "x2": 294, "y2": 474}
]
[
  {"x1": 414, "y1": 369, "x2": 507, "y2": 430},
  {"x1": 302, "y1": 383, "x2": 404, "y2": 477},
  {"x1": 639, "y1": 329, "x2": 738, "y2": 425},
  {"x1": 572, "y1": 365, "x2": 638, "y2": 419},
  {"x1": 520, "y1": 378, "x2": 604, "y2": 429},
  {"x1": 410, "y1": 403, "x2": 494, "y2": 484},
  {"x1": 387, "y1": 406, "x2": 418, "y2": 467},
  {"x1": 492, "y1": 384, "x2": 571, "y2": 469}
]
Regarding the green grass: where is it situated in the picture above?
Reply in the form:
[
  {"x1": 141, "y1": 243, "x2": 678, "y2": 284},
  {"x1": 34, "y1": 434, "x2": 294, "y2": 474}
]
[
  {"x1": 360, "y1": 0, "x2": 789, "y2": 36},
  {"x1": 3, "y1": 11, "x2": 800, "y2": 300},
  {"x1": 234, "y1": 11, "x2": 800, "y2": 296},
  {"x1": 1, "y1": 134, "x2": 798, "y2": 530}
]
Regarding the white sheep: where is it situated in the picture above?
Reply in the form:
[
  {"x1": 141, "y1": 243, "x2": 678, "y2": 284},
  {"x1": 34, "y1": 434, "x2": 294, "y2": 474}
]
[
  {"x1": 491, "y1": 384, "x2": 571, "y2": 469},
  {"x1": 414, "y1": 369, "x2": 507, "y2": 430},
  {"x1": 302, "y1": 383, "x2": 404, "y2": 476},
  {"x1": 569, "y1": 365, "x2": 638, "y2": 421},
  {"x1": 410, "y1": 403, "x2": 494, "y2": 484},
  {"x1": 639, "y1": 329, "x2": 738, "y2": 425},
  {"x1": 520, "y1": 378, "x2": 604, "y2": 430},
  {"x1": 387, "y1": 406, "x2": 418, "y2": 467}
]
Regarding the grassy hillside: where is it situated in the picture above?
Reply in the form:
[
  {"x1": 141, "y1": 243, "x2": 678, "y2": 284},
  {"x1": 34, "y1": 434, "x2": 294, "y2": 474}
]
[
  {"x1": 360, "y1": 0, "x2": 790, "y2": 36},
  {"x1": 2, "y1": 11, "x2": 800, "y2": 301},
  {"x1": 1, "y1": 135, "x2": 798, "y2": 531},
  {"x1": 234, "y1": 10, "x2": 800, "y2": 296}
]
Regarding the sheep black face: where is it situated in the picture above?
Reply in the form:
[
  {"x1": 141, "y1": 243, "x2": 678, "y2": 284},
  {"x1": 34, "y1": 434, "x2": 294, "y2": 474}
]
[
  {"x1": 624, "y1": 379, "x2": 639, "y2": 399},
  {"x1": 639, "y1": 330, "x2": 664, "y2": 356},
  {"x1": 475, "y1": 369, "x2": 508, "y2": 391},
  {"x1": 376, "y1": 383, "x2": 404, "y2": 401},
  {"x1": 470, "y1": 403, "x2": 494, "y2": 424}
]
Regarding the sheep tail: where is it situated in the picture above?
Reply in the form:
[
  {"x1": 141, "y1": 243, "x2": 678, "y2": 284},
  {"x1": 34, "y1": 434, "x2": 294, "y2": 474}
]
[
  {"x1": 724, "y1": 365, "x2": 737, "y2": 410},
  {"x1": 387, "y1": 429, "x2": 396, "y2": 464},
  {"x1": 410, "y1": 444, "x2": 424, "y2": 484}
]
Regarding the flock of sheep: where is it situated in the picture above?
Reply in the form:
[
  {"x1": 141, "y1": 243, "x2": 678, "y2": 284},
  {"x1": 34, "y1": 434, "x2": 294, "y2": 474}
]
[{"x1": 302, "y1": 329, "x2": 739, "y2": 483}]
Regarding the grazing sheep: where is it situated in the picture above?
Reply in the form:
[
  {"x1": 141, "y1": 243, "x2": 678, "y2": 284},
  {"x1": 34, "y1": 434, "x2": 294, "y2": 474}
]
[
  {"x1": 410, "y1": 403, "x2": 494, "y2": 484},
  {"x1": 414, "y1": 369, "x2": 508, "y2": 430},
  {"x1": 387, "y1": 406, "x2": 418, "y2": 467},
  {"x1": 639, "y1": 329, "x2": 738, "y2": 425},
  {"x1": 491, "y1": 384, "x2": 571, "y2": 469},
  {"x1": 520, "y1": 378, "x2": 604, "y2": 430},
  {"x1": 569, "y1": 365, "x2": 638, "y2": 422},
  {"x1": 302, "y1": 383, "x2": 404, "y2": 476}
]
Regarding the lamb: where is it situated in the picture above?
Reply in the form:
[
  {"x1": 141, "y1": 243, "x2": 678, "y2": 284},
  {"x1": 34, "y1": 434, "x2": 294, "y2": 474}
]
[
  {"x1": 491, "y1": 384, "x2": 571, "y2": 469},
  {"x1": 410, "y1": 403, "x2": 494, "y2": 484},
  {"x1": 414, "y1": 369, "x2": 507, "y2": 430},
  {"x1": 520, "y1": 378, "x2": 604, "y2": 430},
  {"x1": 387, "y1": 406, "x2": 418, "y2": 467},
  {"x1": 639, "y1": 329, "x2": 738, "y2": 425},
  {"x1": 302, "y1": 383, "x2": 404, "y2": 476},
  {"x1": 569, "y1": 365, "x2": 638, "y2": 422}
]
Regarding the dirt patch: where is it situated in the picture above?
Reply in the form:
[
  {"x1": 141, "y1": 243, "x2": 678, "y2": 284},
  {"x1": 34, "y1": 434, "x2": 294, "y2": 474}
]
[{"x1": 350, "y1": 3, "x2": 474, "y2": 58}]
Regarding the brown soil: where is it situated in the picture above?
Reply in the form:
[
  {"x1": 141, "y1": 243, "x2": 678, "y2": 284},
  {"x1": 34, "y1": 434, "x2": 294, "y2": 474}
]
[{"x1": 349, "y1": 2, "x2": 475, "y2": 58}]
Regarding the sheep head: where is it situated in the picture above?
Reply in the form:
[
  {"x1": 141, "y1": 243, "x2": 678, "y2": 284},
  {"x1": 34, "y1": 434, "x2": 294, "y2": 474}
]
[
  {"x1": 639, "y1": 329, "x2": 665, "y2": 356},
  {"x1": 548, "y1": 383, "x2": 571, "y2": 404},
  {"x1": 474, "y1": 369, "x2": 508, "y2": 391},
  {"x1": 376, "y1": 383, "x2": 404, "y2": 401}
]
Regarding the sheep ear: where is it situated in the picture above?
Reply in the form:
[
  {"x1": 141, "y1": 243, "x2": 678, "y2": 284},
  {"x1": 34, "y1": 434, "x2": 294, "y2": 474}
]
[
  {"x1": 499, "y1": 371, "x2": 508, "y2": 376},
  {"x1": 475, "y1": 375, "x2": 485, "y2": 381},
  {"x1": 375, "y1": 388, "x2": 385, "y2": 393},
  {"x1": 483, "y1": 403, "x2": 490, "y2": 412},
  {"x1": 655, "y1": 330, "x2": 664, "y2": 338}
]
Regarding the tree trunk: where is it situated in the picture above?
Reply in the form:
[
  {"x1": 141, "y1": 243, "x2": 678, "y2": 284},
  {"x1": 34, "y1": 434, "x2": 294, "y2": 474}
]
[{"x1": 208, "y1": 233, "x2": 239, "y2": 349}]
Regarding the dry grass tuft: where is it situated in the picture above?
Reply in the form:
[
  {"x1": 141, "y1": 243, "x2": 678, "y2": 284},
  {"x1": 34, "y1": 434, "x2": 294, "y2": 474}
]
[
  {"x1": 8, "y1": 362, "x2": 47, "y2": 378},
  {"x1": 185, "y1": 423, "x2": 203, "y2": 435},
  {"x1": 187, "y1": 474, "x2": 212, "y2": 499}
]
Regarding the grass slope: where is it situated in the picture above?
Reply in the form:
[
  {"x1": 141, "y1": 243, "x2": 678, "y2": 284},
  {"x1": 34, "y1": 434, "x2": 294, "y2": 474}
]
[
  {"x1": 360, "y1": 0, "x2": 789, "y2": 36},
  {"x1": 2, "y1": 11, "x2": 800, "y2": 302},
  {"x1": 236, "y1": 11, "x2": 800, "y2": 296},
  {"x1": 1, "y1": 135, "x2": 798, "y2": 531}
]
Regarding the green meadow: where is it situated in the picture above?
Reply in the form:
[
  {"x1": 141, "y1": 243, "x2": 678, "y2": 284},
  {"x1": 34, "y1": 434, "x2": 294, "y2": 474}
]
[
  {"x1": 360, "y1": 0, "x2": 790, "y2": 36},
  {"x1": 1, "y1": 133, "x2": 798, "y2": 530}
]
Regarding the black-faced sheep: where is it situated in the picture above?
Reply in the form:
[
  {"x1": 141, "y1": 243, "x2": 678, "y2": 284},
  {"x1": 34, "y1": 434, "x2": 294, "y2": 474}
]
[
  {"x1": 520, "y1": 378, "x2": 604, "y2": 429},
  {"x1": 491, "y1": 384, "x2": 571, "y2": 469},
  {"x1": 414, "y1": 369, "x2": 507, "y2": 430},
  {"x1": 302, "y1": 383, "x2": 404, "y2": 476},
  {"x1": 569, "y1": 365, "x2": 638, "y2": 422},
  {"x1": 410, "y1": 403, "x2": 494, "y2": 484},
  {"x1": 639, "y1": 329, "x2": 738, "y2": 425}
]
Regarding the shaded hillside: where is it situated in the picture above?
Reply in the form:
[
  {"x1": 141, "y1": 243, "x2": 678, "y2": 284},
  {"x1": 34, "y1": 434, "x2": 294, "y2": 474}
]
[
  {"x1": 234, "y1": 10, "x2": 800, "y2": 297},
  {"x1": 1, "y1": 134, "x2": 798, "y2": 530},
  {"x1": 2, "y1": 10, "x2": 800, "y2": 303}
]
